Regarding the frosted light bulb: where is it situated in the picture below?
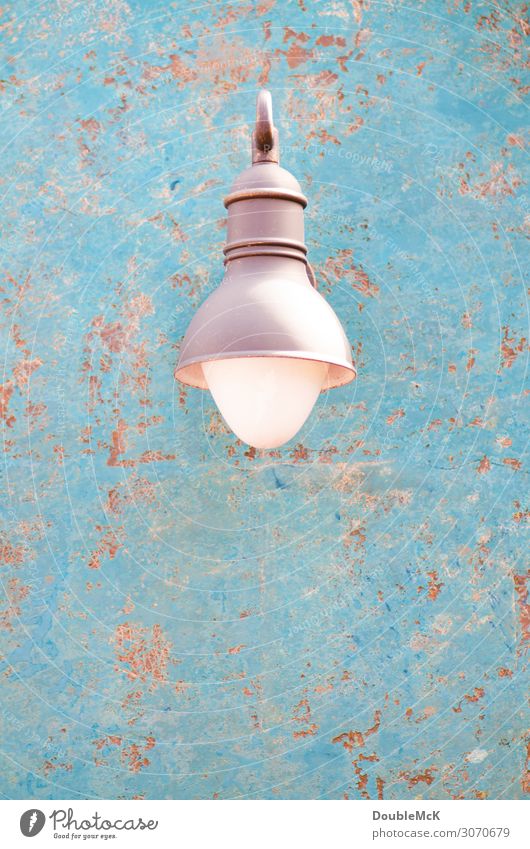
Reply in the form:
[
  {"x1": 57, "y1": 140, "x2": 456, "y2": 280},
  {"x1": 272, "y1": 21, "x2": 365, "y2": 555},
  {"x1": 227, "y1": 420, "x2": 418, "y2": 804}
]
[{"x1": 203, "y1": 357, "x2": 328, "y2": 449}]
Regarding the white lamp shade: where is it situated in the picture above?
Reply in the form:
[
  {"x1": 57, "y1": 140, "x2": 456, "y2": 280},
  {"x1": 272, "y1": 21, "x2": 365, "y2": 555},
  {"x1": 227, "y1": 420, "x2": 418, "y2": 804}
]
[{"x1": 203, "y1": 356, "x2": 328, "y2": 449}]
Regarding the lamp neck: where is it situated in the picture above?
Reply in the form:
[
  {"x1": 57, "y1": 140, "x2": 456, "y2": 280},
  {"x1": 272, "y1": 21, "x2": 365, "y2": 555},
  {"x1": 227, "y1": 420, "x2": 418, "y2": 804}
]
[{"x1": 222, "y1": 89, "x2": 314, "y2": 283}]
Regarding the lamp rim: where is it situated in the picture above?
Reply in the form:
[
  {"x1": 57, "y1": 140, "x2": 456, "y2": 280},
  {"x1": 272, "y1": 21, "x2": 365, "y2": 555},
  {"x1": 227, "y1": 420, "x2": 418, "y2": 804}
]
[{"x1": 174, "y1": 350, "x2": 356, "y2": 392}]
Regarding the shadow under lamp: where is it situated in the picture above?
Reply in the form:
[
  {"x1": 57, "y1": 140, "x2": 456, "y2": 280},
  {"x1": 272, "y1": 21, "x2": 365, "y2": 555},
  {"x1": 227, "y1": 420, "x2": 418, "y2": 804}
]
[{"x1": 174, "y1": 90, "x2": 356, "y2": 449}]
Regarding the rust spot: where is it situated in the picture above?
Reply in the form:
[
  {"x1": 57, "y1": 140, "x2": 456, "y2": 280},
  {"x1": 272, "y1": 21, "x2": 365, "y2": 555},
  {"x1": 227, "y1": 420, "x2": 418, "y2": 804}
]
[
  {"x1": 0, "y1": 578, "x2": 30, "y2": 631},
  {"x1": 307, "y1": 127, "x2": 341, "y2": 146},
  {"x1": 500, "y1": 326, "x2": 527, "y2": 369},
  {"x1": 386, "y1": 409, "x2": 405, "y2": 426},
  {"x1": 79, "y1": 118, "x2": 101, "y2": 140},
  {"x1": 114, "y1": 622, "x2": 171, "y2": 688},
  {"x1": 355, "y1": 28, "x2": 371, "y2": 49},
  {"x1": 466, "y1": 351, "x2": 476, "y2": 371},
  {"x1": 400, "y1": 767, "x2": 437, "y2": 788},
  {"x1": 94, "y1": 735, "x2": 122, "y2": 750},
  {"x1": 293, "y1": 697, "x2": 319, "y2": 739},
  {"x1": 498, "y1": 667, "x2": 513, "y2": 677},
  {"x1": 332, "y1": 709, "x2": 381, "y2": 751},
  {"x1": 121, "y1": 740, "x2": 153, "y2": 773},
  {"x1": 315, "y1": 34, "x2": 346, "y2": 48},
  {"x1": 108, "y1": 419, "x2": 128, "y2": 466},
  {"x1": 283, "y1": 28, "x2": 311, "y2": 44},
  {"x1": 512, "y1": 501, "x2": 529, "y2": 523},
  {"x1": 427, "y1": 570, "x2": 444, "y2": 600},
  {"x1": 453, "y1": 687, "x2": 486, "y2": 713},
  {"x1": 12, "y1": 357, "x2": 42, "y2": 391},
  {"x1": 352, "y1": 0, "x2": 366, "y2": 25},
  {"x1": 168, "y1": 54, "x2": 197, "y2": 83},
  {"x1": 477, "y1": 455, "x2": 491, "y2": 474},
  {"x1": 0, "y1": 542, "x2": 26, "y2": 566},
  {"x1": 88, "y1": 525, "x2": 123, "y2": 570},
  {"x1": 513, "y1": 572, "x2": 529, "y2": 649},
  {"x1": 345, "y1": 522, "x2": 367, "y2": 551},
  {"x1": 351, "y1": 262, "x2": 379, "y2": 297},
  {"x1": 43, "y1": 760, "x2": 73, "y2": 776},
  {"x1": 290, "y1": 443, "x2": 309, "y2": 462},
  {"x1": 293, "y1": 724, "x2": 318, "y2": 739},
  {"x1": 0, "y1": 381, "x2": 15, "y2": 427},
  {"x1": 98, "y1": 320, "x2": 128, "y2": 353},
  {"x1": 522, "y1": 740, "x2": 530, "y2": 793},
  {"x1": 348, "y1": 115, "x2": 364, "y2": 133},
  {"x1": 284, "y1": 43, "x2": 314, "y2": 69}
]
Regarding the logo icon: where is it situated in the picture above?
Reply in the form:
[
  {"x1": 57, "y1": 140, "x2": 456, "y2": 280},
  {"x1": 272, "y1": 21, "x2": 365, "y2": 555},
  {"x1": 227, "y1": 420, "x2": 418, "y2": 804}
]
[{"x1": 20, "y1": 810, "x2": 46, "y2": 837}]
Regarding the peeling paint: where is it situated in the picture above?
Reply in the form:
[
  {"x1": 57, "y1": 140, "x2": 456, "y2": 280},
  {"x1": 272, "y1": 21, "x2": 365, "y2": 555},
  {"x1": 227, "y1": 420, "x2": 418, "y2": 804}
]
[{"x1": 0, "y1": 0, "x2": 527, "y2": 802}]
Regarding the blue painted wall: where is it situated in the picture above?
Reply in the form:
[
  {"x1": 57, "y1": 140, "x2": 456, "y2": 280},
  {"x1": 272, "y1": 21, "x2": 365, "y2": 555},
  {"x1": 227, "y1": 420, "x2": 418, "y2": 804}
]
[{"x1": 0, "y1": 0, "x2": 528, "y2": 799}]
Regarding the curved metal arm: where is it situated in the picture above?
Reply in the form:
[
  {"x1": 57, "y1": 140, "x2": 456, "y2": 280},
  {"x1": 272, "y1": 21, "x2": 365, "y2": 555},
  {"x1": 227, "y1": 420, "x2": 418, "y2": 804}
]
[
  {"x1": 252, "y1": 89, "x2": 280, "y2": 164},
  {"x1": 255, "y1": 90, "x2": 274, "y2": 151}
]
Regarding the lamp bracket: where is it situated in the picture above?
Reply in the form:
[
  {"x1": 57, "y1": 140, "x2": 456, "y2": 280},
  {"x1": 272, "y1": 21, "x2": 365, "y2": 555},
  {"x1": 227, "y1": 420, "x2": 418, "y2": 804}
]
[{"x1": 252, "y1": 90, "x2": 280, "y2": 163}]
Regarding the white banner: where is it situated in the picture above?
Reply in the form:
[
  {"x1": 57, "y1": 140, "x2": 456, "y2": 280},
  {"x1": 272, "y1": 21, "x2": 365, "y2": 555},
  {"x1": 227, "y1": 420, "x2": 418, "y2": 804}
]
[{"x1": 1, "y1": 799, "x2": 527, "y2": 847}]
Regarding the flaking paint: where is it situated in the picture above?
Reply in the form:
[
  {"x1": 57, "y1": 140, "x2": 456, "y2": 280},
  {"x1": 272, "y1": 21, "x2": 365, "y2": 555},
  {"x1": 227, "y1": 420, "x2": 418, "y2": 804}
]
[{"x1": 0, "y1": 0, "x2": 528, "y2": 800}]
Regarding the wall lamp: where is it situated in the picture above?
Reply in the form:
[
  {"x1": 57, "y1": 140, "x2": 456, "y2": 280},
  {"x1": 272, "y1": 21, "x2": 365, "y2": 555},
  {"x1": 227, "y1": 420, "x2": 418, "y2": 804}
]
[{"x1": 174, "y1": 90, "x2": 356, "y2": 449}]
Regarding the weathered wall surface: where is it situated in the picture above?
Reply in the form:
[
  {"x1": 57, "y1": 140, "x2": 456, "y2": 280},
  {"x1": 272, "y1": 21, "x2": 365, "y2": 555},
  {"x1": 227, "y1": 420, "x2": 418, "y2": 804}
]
[{"x1": 0, "y1": 0, "x2": 528, "y2": 800}]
